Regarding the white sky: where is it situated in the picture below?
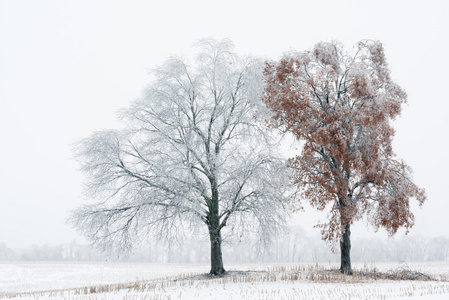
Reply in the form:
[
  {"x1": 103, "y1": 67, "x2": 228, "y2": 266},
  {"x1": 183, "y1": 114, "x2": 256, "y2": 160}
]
[{"x1": 0, "y1": 0, "x2": 448, "y2": 249}]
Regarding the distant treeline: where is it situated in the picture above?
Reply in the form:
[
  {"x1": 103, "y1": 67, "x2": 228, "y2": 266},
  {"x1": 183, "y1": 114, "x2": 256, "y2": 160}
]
[{"x1": 1, "y1": 226, "x2": 448, "y2": 263}]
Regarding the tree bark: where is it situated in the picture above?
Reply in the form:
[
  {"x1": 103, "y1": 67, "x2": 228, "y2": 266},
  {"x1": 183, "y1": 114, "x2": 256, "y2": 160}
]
[
  {"x1": 208, "y1": 228, "x2": 225, "y2": 275},
  {"x1": 207, "y1": 180, "x2": 225, "y2": 275},
  {"x1": 340, "y1": 222, "x2": 352, "y2": 275}
]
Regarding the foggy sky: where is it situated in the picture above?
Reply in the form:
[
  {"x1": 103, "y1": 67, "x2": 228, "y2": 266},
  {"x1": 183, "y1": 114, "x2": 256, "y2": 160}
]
[{"x1": 0, "y1": 0, "x2": 448, "y2": 249}]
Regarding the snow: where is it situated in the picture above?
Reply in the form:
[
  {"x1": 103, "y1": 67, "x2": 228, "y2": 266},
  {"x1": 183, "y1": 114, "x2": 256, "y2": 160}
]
[
  {"x1": 1, "y1": 262, "x2": 449, "y2": 299},
  {"x1": 0, "y1": 262, "x2": 208, "y2": 294}
]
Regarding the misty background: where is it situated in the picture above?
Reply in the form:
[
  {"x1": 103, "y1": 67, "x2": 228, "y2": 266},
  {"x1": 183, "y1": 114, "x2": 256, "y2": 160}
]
[
  {"x1": 1, "y1": 227, "x2": 448, "y2": 263},
  {"x1": 0, "y1": 0, "x2": 448, "y2": 262}
]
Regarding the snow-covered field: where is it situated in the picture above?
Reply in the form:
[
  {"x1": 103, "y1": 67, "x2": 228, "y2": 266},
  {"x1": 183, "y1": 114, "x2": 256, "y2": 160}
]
[{"x1": 1, "y1": 261, "x2": 449, "y2": 299}]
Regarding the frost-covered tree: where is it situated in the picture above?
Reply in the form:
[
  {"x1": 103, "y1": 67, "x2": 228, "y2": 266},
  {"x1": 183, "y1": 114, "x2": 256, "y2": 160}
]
[
  {"x1": 263, "y1": 40, "x2": 426, "y2": 274},
  {"x1": 71, "y1": 39, "x2": 290, "y2": 275}
]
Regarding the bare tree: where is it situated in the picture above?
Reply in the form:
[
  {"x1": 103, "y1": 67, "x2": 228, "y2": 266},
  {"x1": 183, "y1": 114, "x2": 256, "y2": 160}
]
[{"x1": 70, "y1": 39, "x2": 290, "y2": 275}]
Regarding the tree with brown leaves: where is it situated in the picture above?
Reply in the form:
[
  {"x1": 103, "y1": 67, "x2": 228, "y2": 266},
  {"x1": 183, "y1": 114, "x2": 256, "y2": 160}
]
[{"x1": 263, "y1": 40, "x2": 426, "y2": 274}]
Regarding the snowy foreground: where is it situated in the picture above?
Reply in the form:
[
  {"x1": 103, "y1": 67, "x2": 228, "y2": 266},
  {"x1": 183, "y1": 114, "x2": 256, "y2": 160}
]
[{"x1": 1, "y1": 262, "x2": 449, "y2": 299}]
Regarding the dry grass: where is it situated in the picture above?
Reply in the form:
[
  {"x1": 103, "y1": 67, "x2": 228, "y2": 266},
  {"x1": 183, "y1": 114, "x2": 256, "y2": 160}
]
[
  {"x1": 0, "y1": 272, "x2": 201, "y2": 299},
  {"x1": 2, "y1": 262, "x2": 448, "y2": 299}
]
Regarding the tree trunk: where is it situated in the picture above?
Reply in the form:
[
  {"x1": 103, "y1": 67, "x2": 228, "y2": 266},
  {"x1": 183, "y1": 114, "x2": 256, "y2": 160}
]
[
  {"x1": 340, "y1": 222, "x2": 352, "y2": 275},
  {"x1": 207, "y1": 178, "x2": 225, "y2": 275},
  {"x1": 208, "y1": 228, "x2": 225, "y2": 275}
]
